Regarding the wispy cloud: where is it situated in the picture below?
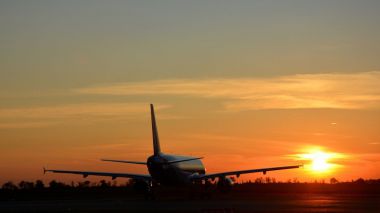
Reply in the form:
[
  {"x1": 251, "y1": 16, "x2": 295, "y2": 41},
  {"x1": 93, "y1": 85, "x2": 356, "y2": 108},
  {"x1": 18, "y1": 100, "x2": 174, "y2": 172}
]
[
  {"x1": 75, "y1": 71, "x2": 380, "y2": 110},
  {"x1": 0, "y1": 103, "x2": 170, "y2": 119},
  {"x1": 0, "y1": 121, "x2": 57, "y2": 129},
  {"x1": 0, "y1": 103, "x2": 170, "y2": 128}
]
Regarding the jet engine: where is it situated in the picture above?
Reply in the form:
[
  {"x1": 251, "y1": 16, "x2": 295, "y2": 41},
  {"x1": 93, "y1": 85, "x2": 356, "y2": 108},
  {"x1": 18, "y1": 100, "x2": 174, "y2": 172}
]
[
  {"x1": 216, "y1": 176, "x2": 234, "y2": 192},
  {"x1": 133, "y1": 180, "x2": 154, "y2": 199}
]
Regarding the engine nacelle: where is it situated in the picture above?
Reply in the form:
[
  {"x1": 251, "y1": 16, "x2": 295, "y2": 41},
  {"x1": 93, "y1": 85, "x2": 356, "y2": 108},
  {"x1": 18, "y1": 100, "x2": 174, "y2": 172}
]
[
  {"x1": 133, "y1": 180, "x2": 151, "y2": 193},
  {"x1": 188, "y1": 172, "x2": 200, "y2": 179},
  {"x1": 217, "y1": 176, "x2": 234, "y2": 192},
  {"x1": 133, "y1": 180, "x2": 156, "y2": 200}
]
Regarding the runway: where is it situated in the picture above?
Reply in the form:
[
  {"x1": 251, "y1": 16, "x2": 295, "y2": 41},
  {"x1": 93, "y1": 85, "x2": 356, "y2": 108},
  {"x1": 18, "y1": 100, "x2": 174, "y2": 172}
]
[{"x1": 1, "y1": 193, "x2": 379, "y2": 212}]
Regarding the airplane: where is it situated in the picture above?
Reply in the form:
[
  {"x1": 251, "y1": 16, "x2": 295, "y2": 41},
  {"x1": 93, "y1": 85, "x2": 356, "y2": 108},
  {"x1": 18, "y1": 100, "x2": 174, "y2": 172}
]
[{"x1": 44, "y1": 104, "x2": 302, "y2": 194}]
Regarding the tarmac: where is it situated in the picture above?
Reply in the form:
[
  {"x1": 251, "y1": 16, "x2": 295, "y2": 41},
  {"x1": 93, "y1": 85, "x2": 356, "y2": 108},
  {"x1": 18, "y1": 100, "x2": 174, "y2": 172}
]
[{"x1": 1, "y1": 193, "x2": 379, "y2": 212}]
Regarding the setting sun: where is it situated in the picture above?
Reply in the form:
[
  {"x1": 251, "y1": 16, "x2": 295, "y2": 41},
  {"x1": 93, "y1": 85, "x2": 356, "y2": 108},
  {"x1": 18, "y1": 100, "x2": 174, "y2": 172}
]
[
  {"x1": 303, "y1": 151, "x2": 332, "y2": 172},
  {"x1": 292, "y1": 148, "x2": 346, "y2": 175}
]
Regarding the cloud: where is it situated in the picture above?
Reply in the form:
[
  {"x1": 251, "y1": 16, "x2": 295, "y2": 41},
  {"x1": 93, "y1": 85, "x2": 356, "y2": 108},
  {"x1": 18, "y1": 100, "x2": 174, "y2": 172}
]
[
  {"x1": 0, "y1": 103, "x2": 170, "y2": 128},
  {"x1": 0, "y1": 121, "x2": 57, "y2": 129},
  {"x1": 75, "y1": 71, "x2": 380, "y2": 110},
  {"x1": 0, "y1": 103, "x2": 170, "y2": 119}
]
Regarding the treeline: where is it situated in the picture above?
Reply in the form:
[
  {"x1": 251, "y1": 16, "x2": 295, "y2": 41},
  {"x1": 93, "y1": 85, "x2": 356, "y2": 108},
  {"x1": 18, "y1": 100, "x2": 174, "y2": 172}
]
[
  {"x1": 235, "y1": 178, "x2": 380, "y2": 194},
  {"x1": 0, "y1": 179, "x2": 133, "y2": 201},
  {"x1": 0, "y1": 178, "x2": 379, "y2": 200},
  {"x1": 2, "y1": 178, "x2": 380, "y2": 191},
  {"x1": 3, "y1": 177, "x2": 379, "y2": 190},
  {"x1": 239, "y1": 177, "x2": 380, "y2": 184},
  {"x1": 1, "y1": 179, "x2": 125, "y2": 191}
]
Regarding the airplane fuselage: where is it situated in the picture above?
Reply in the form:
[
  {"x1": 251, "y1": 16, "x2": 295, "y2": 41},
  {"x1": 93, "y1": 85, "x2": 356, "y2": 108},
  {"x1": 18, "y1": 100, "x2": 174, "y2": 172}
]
[{"x1": 147, "y1": 153, "x2": 205, "y2": 185}]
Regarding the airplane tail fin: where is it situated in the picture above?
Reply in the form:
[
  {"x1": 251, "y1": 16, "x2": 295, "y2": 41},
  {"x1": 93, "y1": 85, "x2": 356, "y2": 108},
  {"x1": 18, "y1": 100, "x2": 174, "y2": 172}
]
[{"x1": 150, "y1": 104, "x2": 161, "y2": 156}]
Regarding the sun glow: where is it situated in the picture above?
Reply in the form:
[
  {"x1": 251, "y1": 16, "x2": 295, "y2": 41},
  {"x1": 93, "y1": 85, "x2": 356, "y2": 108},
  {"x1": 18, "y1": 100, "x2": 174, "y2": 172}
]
[
  {"x1": 293, "y1": 148, "x2": 345, "y2": 174},
  {"x1": 303, "y1": 151, "x2": 332, "y2": 172}
]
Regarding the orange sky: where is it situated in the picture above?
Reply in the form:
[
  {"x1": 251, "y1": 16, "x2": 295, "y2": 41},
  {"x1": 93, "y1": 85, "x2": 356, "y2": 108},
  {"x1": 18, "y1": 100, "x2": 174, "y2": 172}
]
[
  {"x1": 0, "y1": 1, "x2": 380, "y2": 184},
  {"x1": 0, "y1": 89, "x2": 379, "y2": 184}
]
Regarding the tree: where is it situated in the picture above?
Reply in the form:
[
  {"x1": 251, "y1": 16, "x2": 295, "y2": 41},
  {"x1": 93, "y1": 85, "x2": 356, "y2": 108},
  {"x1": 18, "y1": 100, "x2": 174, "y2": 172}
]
[
  {"x1": 330, "y1": 177, "x2": 339, "y2": 184},
  {"x1": 355, "y1": 178, "x2": 365, "y2": 184},
  {"x1": 49, "y1": 180, "x2": 67, "y2": 190},
  {"x1": 271, "y1": 178, "x2": 277, "y2": 183},
  {"x1": 35, "y1": 180, "x2": 44, "y2": 189},
  {"x1": 77, "y1": 180, "x2": 91, "y2": 188},
  {"x1": 99, "y1": 180, "x2": 110, "y2": 188},
  {"x1": 254, "y1": 177, "x2": 263, "y2": 184},
  {"x1": 2, "y1": 181, "x2": 17, "y2": 191},
  {"x1": 265, "y1": 177, "x2": 272, "y2": 183},
  {"x1": 18, "y1": 181, "x2": 34, "y2": 190}
]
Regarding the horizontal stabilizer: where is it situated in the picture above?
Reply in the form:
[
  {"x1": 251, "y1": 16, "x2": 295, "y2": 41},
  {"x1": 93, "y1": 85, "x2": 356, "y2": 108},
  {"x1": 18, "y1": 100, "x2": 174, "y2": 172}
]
[
  {"x1": 166, "y1": 157, "x2": 203, "y2": 164},
  {"x1": 101, "y1": 159, "x2": 147, "y2": 165}
]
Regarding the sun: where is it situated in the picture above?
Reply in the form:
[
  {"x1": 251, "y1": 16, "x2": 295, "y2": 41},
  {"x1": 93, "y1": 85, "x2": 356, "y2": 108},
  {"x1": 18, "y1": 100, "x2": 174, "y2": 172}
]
[
  {"x1": 305, "y1": 151, "x2": 331, "y2": 172},
  {"x1": 296, "y1": 150, "x2": 339, "y2": 173}
]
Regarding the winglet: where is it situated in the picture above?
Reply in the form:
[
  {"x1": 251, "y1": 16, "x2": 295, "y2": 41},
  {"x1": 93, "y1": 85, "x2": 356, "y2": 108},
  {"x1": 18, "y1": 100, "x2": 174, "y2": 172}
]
[{"x1": 150, "y1": 104, "x2": 161, "y2": 156}]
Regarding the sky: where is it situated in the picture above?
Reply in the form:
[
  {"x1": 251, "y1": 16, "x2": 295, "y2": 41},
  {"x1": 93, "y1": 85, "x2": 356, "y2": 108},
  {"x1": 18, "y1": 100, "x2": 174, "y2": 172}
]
[{"x1": 0, "y1": 0, "x2": 379, "y2": 184}]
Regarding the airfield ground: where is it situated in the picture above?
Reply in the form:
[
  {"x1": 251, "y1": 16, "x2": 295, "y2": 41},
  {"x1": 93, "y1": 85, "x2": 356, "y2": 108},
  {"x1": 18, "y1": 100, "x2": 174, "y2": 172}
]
[{"x1": 1, "y1": 193, "x2": 379, "y2": 212}]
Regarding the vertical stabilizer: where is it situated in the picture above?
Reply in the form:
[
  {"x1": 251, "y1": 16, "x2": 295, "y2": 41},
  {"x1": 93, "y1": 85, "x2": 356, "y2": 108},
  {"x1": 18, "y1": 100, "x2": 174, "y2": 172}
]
[{"x1": 150, "y1": 104, "x2": 161, "y2": 156}]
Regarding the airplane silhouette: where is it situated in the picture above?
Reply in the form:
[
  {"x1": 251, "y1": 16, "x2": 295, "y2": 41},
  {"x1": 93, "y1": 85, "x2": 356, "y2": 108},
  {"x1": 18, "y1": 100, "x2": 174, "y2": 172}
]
[{"x1": 45, "y1": 104, "x2": 301, "y2": 191}]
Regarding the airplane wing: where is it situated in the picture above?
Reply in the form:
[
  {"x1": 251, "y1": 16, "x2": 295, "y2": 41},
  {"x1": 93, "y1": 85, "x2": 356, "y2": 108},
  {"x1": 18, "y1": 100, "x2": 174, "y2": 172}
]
[
  {"x1": 44, "y1": 168, "x2": 151, "y2": 181},
  {"x1": 191, "y1": 165, "x2": 302, "y2": 180}
]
